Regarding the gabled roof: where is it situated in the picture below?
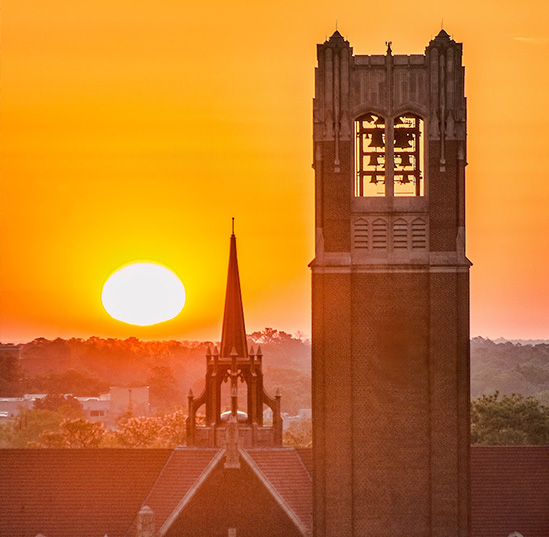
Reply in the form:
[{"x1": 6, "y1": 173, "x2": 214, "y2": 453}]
[
  {"x1": 0, "y1": 449, "x2": 172, "y2": 537},
  {"x1": 244, "y1": 448, "x2": 313, "y2": 535},
  {"x1": 1, "y1": 446, "x2": 547, "y2": 537},
  {"x1": 125, "y1": 448, "x2": 223, "y2": 537}
]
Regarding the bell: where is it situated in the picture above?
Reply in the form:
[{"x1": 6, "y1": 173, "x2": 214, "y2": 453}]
[
  {"x1": 400, "y1": 174, "x2": 410, "y2": 184},
  {"x1": 399, "y1": 153, "x2": 412, "y2": 167},
  {"x1": 394, "y1": 130, "x2": 412, "y2": 148},
  {"x1": 368, "y1": 154, "x2": 381, "y2": 167},
  {"x1": 369, "y1": 130, "x2": 385, "y2": 148}
]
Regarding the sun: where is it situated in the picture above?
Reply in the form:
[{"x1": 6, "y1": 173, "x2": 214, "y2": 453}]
[{"x1": 101, "y1": 263, "x2": 186, "y2": 326}]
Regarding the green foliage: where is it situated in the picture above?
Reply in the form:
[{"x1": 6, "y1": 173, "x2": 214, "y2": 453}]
[
  {"x1": 33, "y1": 394, "x2": 84, "y2": 419},
  {"x1": 471, "y1": 338, "x2": 549, "y2": 402},
  {"x1": 39, "y1": 418, "x2": 105, "y2": 448},
  {"x1": 0, "y1": 409, "x2": 65, "y2": 448},
  {"x1": 146, "y1": 366, "x2": 182, "y2": 410},
  {"x1": 283, "y1": 418, "x2": 312, "y2": 448},
  {"x1": 471, "y1": 391, "x2": 549, "y2": 445},
  {"x1": 25, "y1": 370, "x2": 110, "y2": 397},
  {"x1": 0, "y1": 350, "x2": 24, "y2": 396},
  {"x1": 112, "y1": 409, "x2": 187, "y2": 448}
]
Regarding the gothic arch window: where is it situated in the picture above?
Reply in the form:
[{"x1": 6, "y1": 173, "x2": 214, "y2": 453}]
[
  {"x1": 355, "y1": 113, "x2": 386, "y2": 197},
  {"x1": 394, "y1": 113, "x2": 424, "y2": 196},
  {"x1": 354, "y1": 112, "x2": 424, "y2": 197}
]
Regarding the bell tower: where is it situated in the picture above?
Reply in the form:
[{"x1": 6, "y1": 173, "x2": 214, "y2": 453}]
[
  {"x1": 311, "y1": 30, "x2": 470, "y2": 536},
  {"x1": 186, "y1": 227, "x2": 283, "y2": 448}
]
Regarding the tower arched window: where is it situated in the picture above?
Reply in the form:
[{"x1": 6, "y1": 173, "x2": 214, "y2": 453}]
[
  {"x1": 355, "y1": 113, "x2": 424, "y2": 197},
  {"x1": 394, "y1": 113, "x2": 424, "y2": 196},
  {"x1": 355, "y1": 113, "x2": 386, "y2": 196}
]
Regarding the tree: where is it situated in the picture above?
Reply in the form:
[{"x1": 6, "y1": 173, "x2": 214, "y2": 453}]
[
  {"x1": 112, "y1": 408, "x2": 188, "y2": 448},
  {"x1": 114, "y1": 416, "x2": 164, "y2": 447},
  {"x1": 471, "y1": 392, "x2": 549, "y2": 445},
  {"x1": 283, "y1": 418, "x2": 312, "y2": 448},
  {"x1": 58, "y1": 418, "x2": 105, "y2": 447},
  {"x1": 146, "y1": 366, "x2": 182, "y2": 409},
  {"x1": 33, "y1": 394, "x2": 84, "y2": 419},
  {"x1": 0, "y1": 349, "x2": 23, "y2": 396},
  {"x1": 0, "y1": 409, "x2": 64, "y2": 448}
]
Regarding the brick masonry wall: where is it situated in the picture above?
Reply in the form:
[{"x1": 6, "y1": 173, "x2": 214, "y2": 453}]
[{"x1": 313, "y1": 270, "x2": 470, "y2": 537}]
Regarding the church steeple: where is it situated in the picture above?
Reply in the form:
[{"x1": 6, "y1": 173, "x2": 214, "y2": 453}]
[
  {"x1": 220, "y1": 224, "x2": 248, "y2": 359},
  {"x1": 186, "y1": 226, "x2": 282, "y2": 448}
]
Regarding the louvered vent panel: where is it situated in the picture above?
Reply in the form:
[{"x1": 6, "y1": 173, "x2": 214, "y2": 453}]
[
  {"x1": 411, "y1": 218, "x2": 427, "y2": 250},
  {"x1": 354, "y1": 219, "x2": 369, "y2": 249},
  {"x1": 393, "y1": 219, "x2": 408, "y2": 250},
  {"x1": 372, "y1": 219, "x2": 387, "y2": 250}
]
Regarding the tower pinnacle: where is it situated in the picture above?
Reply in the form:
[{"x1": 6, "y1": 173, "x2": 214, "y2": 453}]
[{"x1": 220, "y1": 231, "x2": 248, "y2": 358}]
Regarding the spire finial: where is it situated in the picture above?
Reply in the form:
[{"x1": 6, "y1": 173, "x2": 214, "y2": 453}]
[{"x1": 231, "y1": 217, "x2": 235, "y2": 236}]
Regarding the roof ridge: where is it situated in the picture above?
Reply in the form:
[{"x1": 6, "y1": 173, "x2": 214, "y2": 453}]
[
  {"x1": 122, "y1": 449, "x2": 179, "y2": 537},
  {"x1": 240, "y1": 448, "x2": 310, "y2": 536},
  {"x1": 158, "y1": 449, "x2": 225, "y2": 537},
  {"x1": 294, "y1": 448, "x2": 312, "y2": 480}
]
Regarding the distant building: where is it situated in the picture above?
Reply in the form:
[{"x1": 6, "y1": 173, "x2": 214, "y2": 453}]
[{"x1": 0, "y1": 387, "x2": 149, "y2": 427}]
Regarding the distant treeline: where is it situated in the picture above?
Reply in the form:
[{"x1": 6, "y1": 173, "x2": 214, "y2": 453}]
[
  {"x1": 471, "y1": 337, "x2": 549, "y2": 406},
  {"x1": 0, "y1": 328, "x2": 311, "y2": 414},
  {"x1": 2, "y1": 333, "x2": 548, "y2": 411}
]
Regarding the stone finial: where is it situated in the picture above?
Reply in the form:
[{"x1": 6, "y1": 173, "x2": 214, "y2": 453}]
[{"x1": 136, "y1": 505, "x2": 154, "y2": 537}]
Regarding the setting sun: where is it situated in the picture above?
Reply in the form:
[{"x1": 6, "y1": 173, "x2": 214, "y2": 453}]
[{"x1": 101, "y1": 263, "x2": 186, "y2": 326}]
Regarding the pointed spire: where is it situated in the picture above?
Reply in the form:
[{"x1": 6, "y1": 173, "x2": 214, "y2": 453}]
[{"x1": 220, "y1": 229, "x2": 248, "y2": 358}]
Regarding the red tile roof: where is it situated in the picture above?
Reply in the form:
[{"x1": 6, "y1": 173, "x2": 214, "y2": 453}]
[
  {"x1": 471, "y1": 445, "x2": 549, "y2": 537},
  {"x1": 295, "y1": 447, "x2": 312, "y2": 477},
  {"x1": 2, "y1": 445, "x2": 547, "y2": 537},
  {"x1": 244, "y1": 448, "x2": 313, "y2": 535},
  {"x1": 0, "y1": 449, "x2": 172, "y2": 537},
  {"x1": 125, "y1": 448, "x2": 222, "y2": 537}
]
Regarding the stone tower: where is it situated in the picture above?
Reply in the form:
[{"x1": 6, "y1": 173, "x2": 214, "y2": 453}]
[{"x1": 311, "y1": 30, "x2": 470, "y2": 536}]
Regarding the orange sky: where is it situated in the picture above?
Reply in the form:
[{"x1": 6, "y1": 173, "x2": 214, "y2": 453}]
[{"x1": 1, "y1": 0, "x2": 548, "y2": 343}]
